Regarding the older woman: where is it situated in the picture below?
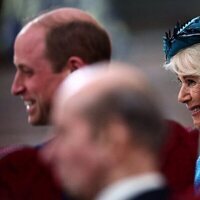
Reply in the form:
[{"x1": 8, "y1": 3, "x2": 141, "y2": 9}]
[{"x1": 163, "y1": 16, "x2": 200, "y2": 193}]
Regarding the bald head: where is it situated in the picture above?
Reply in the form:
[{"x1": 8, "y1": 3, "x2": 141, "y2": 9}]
[
  {"x1": 54, "y1": 62, "x2": 165, "y2": 153},
  {"x1": 27, "y1": 8, "x2": 99, "y2": 30},
  {"x1": 56, "y1": 62, "x2": 151, "y2": 107}
]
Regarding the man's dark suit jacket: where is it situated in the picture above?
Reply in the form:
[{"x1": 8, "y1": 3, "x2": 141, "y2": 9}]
[{"x1": 127, "y1": 187, "x2": 169, "y2": 200}]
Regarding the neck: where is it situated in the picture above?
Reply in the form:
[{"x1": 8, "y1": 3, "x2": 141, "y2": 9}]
[{"x1": 104, "y1": 148, "x2": 159, "y2": 187}]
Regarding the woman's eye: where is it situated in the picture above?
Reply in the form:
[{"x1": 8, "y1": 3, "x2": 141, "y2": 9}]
[{"x1": 186, "y1": 79, "x2": 196, "y2": 87}]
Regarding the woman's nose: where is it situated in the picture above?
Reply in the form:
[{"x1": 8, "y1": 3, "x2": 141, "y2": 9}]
[{"x1": 178, "y1": 85, "x2": 191, "y2": 103}]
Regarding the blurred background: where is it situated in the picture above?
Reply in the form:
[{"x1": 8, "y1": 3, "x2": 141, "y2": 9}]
[{"x1": 1, "y1": 0, "x2": 199, "y2": 146}]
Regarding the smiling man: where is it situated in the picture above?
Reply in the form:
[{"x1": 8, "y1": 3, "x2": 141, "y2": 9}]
[
  {"x1": 0, "y1": 7, "x2": 111, "y2": 199},
  {"x1": 12, "y1": 24, "x2": 66, "y2": 125}
]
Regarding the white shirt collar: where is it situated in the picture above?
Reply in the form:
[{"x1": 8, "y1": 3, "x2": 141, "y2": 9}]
[{"x1": 95, "y1": 172, "x2": 166, "y2": 200}]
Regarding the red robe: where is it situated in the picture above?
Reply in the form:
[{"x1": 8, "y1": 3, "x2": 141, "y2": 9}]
[
  {"x1": 0, "y1": 147, "x2": 63, "y2": 200},
  {"x1": 161, "y1": 120, "x2": 199, "y2": 199},
  {"x1": 0, "y1": 120, "x2": 199, "y2": 200}
]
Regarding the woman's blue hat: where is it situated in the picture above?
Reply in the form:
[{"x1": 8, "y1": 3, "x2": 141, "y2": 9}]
[{"x1": 163, "y1": 16, "x2": 200, "y2": 63}]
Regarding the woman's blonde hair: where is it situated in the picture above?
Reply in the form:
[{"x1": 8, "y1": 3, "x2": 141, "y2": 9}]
[{"x1": 164, "y1": 43, "x2": 200, "y2": 76}]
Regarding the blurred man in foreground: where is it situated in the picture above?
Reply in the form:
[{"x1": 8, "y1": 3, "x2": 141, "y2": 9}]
[{"x1": 43, "y1": 63, "x2": 170, "y2": 200}]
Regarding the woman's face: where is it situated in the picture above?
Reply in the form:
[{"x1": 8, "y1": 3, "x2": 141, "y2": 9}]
[{"x1": 178, "y1": 74, "x2": 200, "y2": 128}]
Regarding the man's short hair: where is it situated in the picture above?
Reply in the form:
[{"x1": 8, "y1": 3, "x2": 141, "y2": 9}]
[{"x1": 45, "y1": 21, "x2": 111, "y2": 72}]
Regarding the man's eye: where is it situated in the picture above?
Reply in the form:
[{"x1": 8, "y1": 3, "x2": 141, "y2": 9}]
[{"x1": 22, "y1": 69, "x2": 33, "y2": 76}]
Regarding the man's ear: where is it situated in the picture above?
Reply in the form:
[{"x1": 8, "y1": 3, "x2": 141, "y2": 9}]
[
  {"x1": 67, "y1": 56, "x2": 87, "y2": 73},
  {"x1": 104, "y1": 119, "x2": 132, "y2": 162}
]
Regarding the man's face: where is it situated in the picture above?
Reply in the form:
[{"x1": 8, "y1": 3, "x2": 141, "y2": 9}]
[
  {"x1": 46, "y1": 105, "x2": 109, "y2": 198},
  {"x1": 11, "y1": 25, "x2": 67, "y2": 125}
]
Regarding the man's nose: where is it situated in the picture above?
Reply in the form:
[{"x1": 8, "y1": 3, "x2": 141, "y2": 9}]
[{"x1": 11, "y1": 73, "x2": 25, "y2": 96}]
